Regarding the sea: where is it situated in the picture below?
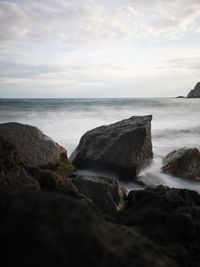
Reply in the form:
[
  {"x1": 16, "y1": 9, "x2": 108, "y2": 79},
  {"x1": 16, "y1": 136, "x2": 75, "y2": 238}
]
[{"x1": 0, "y1": 98, "x2": 199, "y2": 192}]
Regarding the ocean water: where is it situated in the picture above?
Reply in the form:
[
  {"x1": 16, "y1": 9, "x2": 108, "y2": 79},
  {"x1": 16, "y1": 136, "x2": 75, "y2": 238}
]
[{"x1": 0, "y1": 98, "x2": 200, "y2": 191}]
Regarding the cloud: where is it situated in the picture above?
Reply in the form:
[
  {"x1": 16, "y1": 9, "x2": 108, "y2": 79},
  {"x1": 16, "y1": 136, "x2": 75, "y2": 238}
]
[
  {"x1": 0, "y1": 61, "x2": 63, "y2": 78},
  {"x1": 1, "y1": 0, "x2": 200, "y2": 44},
  {"x1": 166, "y1": 57, "x2": 200, "y2": 72}
]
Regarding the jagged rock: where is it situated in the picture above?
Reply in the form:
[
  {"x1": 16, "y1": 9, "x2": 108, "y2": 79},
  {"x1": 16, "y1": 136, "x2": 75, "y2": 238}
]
[
  {"x1": 71, "y1": 174, "x2": 126, "y2": 216},
  {"x1": 187, "y1": 82, "x2": 200, "y2": 98},
  {"x1": 70, "y1": 116, "x2": 153, "y2": 180},
  {"x1": 162, "y1": 147, "x2": 200, "y2": 180},
  {"x1": 0, "y1": 122, "x2": 72, "y2": 173},
  {"x1": 116, "y1": 186, "x2": 200, "y2": 267},
  {"x1": 0, "y1": 191, "x2": 178, "y2": 267}
]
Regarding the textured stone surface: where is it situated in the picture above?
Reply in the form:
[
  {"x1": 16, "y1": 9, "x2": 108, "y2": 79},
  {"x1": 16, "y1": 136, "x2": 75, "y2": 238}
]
[
  {"x1": 70, "y1": 116, "x2": 153, "y2": 179},
  {"x1": 187, "y1": 82, "x2": 200, "y2": 98},
  {"x1": 0, "y1": 191, "x2": 177, "y2": 267},
  {"x1": 0, "y1": 122, "x2": 68, "y2": 168},
  {"x1": 162, "y1": 147, "x2": 200, "y2": 180},
  {"x1": 0, "y1": 137, "x2": 78, "y2": 195},
  {"x1": 116, "y1": 186, "x2": 200, "y2": 267},
  {"x1": 71, "y1": 174, "x2": 126, "y2": 216}
]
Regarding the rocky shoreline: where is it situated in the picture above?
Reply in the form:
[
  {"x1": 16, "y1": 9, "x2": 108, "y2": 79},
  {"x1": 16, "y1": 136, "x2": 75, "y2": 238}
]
[{"x1": 0, "y1": 118, "x2": 200, "y2": 267}]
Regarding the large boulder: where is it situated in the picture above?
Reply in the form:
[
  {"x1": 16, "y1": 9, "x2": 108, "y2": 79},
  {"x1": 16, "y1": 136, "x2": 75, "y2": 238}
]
[
  {"x1": 71, "y1": 174, "x2": 126, "y2": 216},
  {"x1": 187, "y1": 82, "x2": 200, "y2": 98},
  {"x1": 70, "y1": 116, "x2": 153, "y2": 180},
  {"x1": 116, "y1": 186, "x2": 200, "y2": 267},
  {"x1": 0, "y1": 136, "x2": 78, "y2": 196},
  {"x1": 0, "y1": 122, "x2": 70, "y2": 170},
  {"x1": 162, "y1": 147, "x2": 200, "y2": 180},
  {"x1": 0, "y1": 137, "x2": 40, "y2": 192},
  {"x1": 0, "y1": 191, "x2": 177, "y2": 267}
]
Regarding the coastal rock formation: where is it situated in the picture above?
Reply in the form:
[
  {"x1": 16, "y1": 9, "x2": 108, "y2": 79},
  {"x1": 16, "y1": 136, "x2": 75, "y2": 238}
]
[
  {"x1": 70, "y1": 116, "x2": 153, "y2": 179},
  {"x1": 187, "y1": 82, "x2": 200, "y2": 98},
  {"x1": 116, "y1": 186, "x2": 200, "y2": 267},
  {"x1": 71, "y1": 174, "x2": 126, "y2": 216},
  {"x1": 0, "y1": 122, "x2": 70, "y2": 170},
  {"x1": 162, "y1": 148, "x2": 200, "y2": 180},
  {"x1": 0, "y1": 137, "x2": 40, "y2": 192},
  {"x1": 0, "y1": 136, "x2": 78, "y2": 195},
  {"x1": 0, "y1": 191, "x2": 178, "y2": 267}
]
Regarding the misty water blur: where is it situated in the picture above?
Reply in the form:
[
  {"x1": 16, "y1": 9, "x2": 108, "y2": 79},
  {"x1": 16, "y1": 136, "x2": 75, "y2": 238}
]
[{"x1": 0, "y1": 98, "x2": 199, "y2": 191}]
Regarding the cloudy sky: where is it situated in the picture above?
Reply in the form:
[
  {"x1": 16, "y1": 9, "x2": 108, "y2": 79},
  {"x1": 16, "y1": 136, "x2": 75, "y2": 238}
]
[{"x1": 0, "y1": 0, "x2": 200, "y2": 97}]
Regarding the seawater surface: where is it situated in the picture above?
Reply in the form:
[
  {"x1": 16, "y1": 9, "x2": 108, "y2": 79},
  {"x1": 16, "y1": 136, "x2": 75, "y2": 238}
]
[{"x1": 0, "y1": 98, "x2": 199, "y2": 191}]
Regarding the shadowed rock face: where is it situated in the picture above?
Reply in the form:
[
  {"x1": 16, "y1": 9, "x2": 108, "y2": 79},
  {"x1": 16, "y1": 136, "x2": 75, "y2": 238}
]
[
  {"x1": 187, "y1": 82, "x2": 200, "y2": 98},
  {"x1": 0, "y1": 137, "x2": 40, "y2": 192},
  {"x1": 71, "y1": 174, "x2": 126, "y2": 216},
  {"x1": 116, "y1": 186, "x2": 200, "y2": 267},
  {"x1": 0, "y1": 137, "x2": 78, "y2": 196},
  {"x1": 0, "y1": 122, "x2": 68, "y2": 168},
  {"x1": 70, "y1": 116, "x2": 153, "y2": 180},
  {"x1": 0, "y1": 191, "x2": 178, "y2": 267},
  {"x1": 162, "y1": 147, "x2": 200, "y2": 180}
]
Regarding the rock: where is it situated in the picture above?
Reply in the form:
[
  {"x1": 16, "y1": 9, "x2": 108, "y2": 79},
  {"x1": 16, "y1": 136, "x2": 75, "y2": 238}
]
[
  {"x1": 26, "y1": 167, "x2": 79, "y2": 197},
  {"x1": 0, "y1": 191, "x2": 178, "y2": 267},
  {"x1": 176, "y1": 96, "x2": 185, "y2": 98},
  {"x1": 162, "y1": 147, "x2": 200, "y2": 180},
  {"x1": 0, "y1": 122, "x2": 72, "y2": 173},
  {"x1": 116, "y1": 186, "x2": 200, "y2": 267},
  {"x1": 0, "y1": 137, "x2": 78, "y2": 196},
  {"x1": 187, "y1": 82, "x2": 200, "y2": 98},
  {"x1": 71, "y1": 174, "x2": 126, "y2": 216},
  {"x1": 0, "y1": 137, "x2": 40, "y2": 192},
  {"x1": 70, "y1": 116, "x2": 153, "y2": 180}
]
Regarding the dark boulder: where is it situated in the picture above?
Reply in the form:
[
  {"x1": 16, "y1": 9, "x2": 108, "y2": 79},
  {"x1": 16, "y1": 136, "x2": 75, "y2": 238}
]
[
  {"x1": 187, "y1": 82, "x2": 200, "y2": 98},
  {"x1": 0, "y1": 191, "x2": 177, "y2": 267},
  {"x1": 116, "y1": 186, "x2": 200, "y2": 267},
  {"x1": 70, "y1": 116, "x2": 153, "y2": 180},
  {"x1": 0, "y1": 137, "x2": 40, "y2": 192},
  {"x1": 71, "y1": 174, "x2": 126, "y2": 216},
  {"x1": 0, "y1": 122, "x2": 73, "y2": 176},
  {"x1": 0, "y1": 137, "x2": 78, "y2": 196},
  {"x1": 162, "y1": 147, "x2": 200, "y2": 180}
]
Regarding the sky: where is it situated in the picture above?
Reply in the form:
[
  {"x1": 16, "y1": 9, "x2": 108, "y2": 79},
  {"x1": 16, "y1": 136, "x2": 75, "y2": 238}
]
[{"x1": 0, "y1": 0, "x2": 200, "y2": 98}]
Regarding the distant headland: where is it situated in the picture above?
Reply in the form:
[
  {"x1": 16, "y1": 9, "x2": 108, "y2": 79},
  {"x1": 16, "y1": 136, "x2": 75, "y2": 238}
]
[{"x1": 177, "y1": 82, "x2": 200, "y2": 98}]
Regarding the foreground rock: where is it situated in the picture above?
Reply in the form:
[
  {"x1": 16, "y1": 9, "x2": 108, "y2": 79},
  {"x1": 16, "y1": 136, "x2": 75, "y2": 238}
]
[
  {"x1": 0, "y1": 191, "x2": 177, "y2": 267},
  {"x1": 187, "y1": 82, "x2": 200, "y2": 98},
  {"x1": 162, "y1": 147, "x2": 200, "y2": 180},
  {"x1": 0, "y1": 137, "x2": 78, "y2": 196},
  {"x1": 70, "y1": 116, "x2": 153, "y2": 180},
  {"x1": 0, "y1": 137, "x2": 40, "y2": 192},
  {"x1": 0, "y1": 122, "x2": 72, "y2": 173},
  {"x1": 116, "y1": 186, "x2": 200, "y2": 267},
  {"x1": 71, "y1": 174, "x2": 126, "y2": 216}
]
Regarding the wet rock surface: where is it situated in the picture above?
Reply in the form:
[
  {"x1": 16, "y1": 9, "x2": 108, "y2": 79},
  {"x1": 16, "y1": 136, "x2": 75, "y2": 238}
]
[
  {"x1": 162, "y1": 147, "x2": 200, "y2": 180},
  {"x1": 71, "y1": 174, "x2": 126, "y2": 216},
  {"x1": 70, "y1": 116, "x2": 153, "y2": 180}
]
